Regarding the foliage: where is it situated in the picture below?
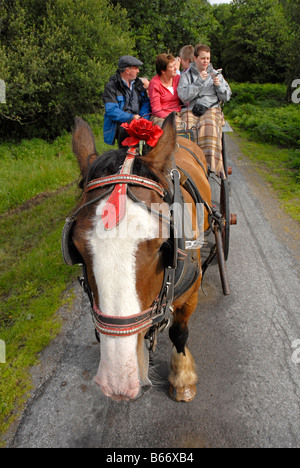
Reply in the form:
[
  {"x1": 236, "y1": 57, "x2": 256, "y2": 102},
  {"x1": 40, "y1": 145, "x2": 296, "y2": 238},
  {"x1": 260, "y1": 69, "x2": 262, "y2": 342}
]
[
  {"x1": 0, "y1": 0, "x2": 133, "y2": 139},
  {"x1": 228, "y1": 82, "x2": 287, "y2": 104},
  {"x1": 110, "y1": 0, "x2": 217, "y2": 76},
  {"x1": 208, "y1": 3, "x2": 232, "y2": 69},
  {"x1": 210, "y1": 0, "x2": 295, "y2": 85},
  {"x1": 224, "y1": 82, "x2": 300, "y2": 221},
  {"x1": 225, "y1": 82, "x2": 300, "y2": 201},
  {"x1": 279, "y1": 0, "x2": 300, "y2": 99},
  {"x1": 0, "y1": 0, "x2": 299, "y2": 139},
  {"x1": 226, "y1": 83, "x2": 300, "y2": 150}
]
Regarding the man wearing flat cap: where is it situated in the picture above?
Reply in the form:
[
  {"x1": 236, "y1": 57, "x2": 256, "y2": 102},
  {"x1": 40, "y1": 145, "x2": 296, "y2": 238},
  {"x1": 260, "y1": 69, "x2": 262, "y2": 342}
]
[{"x1": 103, "y1": 55, "x2": 151, "y2": 146}]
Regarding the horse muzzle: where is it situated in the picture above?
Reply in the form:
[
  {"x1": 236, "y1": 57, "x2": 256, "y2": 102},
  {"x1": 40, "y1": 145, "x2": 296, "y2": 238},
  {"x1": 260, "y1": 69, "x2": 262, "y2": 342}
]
[{"x1": 94, "y1": 375, "x2": 143, "y2": 402}]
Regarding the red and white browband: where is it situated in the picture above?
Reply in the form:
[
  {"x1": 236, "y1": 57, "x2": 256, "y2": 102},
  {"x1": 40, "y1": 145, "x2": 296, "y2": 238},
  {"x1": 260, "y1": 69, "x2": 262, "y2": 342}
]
[
  {"x1": 85, "y1": 173, "x2": 165, "y2": 198},
  {"x1": 85, "y1": 148, "x2": 165, "y2": 231},
  {"x1": 92, "y1": 301, "x2": 166, "y2": 337}
]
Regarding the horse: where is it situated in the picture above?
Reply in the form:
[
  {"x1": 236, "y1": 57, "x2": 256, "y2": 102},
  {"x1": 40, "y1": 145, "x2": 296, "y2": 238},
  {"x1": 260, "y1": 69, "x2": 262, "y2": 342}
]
[{"x1": 65, "y1": 112, "x2": 211, "y2": 402}]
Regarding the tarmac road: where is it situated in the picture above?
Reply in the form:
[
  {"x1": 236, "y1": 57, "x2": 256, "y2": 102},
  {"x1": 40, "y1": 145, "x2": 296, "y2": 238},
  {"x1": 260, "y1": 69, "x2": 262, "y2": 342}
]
[{"x1": 8, "y1": 134, "x2": 300, "y2": 448}]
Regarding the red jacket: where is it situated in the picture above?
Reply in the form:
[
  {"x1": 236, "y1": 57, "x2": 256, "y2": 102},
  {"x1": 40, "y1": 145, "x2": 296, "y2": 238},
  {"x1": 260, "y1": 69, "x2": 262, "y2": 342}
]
[{"x1": 149, "y1": 74, "x2": 182, "y2": 118}]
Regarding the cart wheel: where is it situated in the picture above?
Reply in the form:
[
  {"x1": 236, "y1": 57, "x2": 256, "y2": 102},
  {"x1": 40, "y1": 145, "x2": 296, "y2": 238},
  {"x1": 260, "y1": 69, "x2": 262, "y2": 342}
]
[
  {"x1": 220, "y1": 178, "x2": 230, "y2": 261},
  {"x1": 214, "y1": 225, "x2": 230, "y2": 296}
]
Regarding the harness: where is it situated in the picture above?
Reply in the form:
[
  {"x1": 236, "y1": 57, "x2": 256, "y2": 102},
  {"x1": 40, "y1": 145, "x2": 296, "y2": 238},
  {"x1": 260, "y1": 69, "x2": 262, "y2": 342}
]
[{"x1": 62, "y1": 137, "x2": 221, "y2": 351}]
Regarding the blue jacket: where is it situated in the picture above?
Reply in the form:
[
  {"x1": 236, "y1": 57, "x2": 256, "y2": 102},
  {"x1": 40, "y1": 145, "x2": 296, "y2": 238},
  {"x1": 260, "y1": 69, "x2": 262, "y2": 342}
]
[{"x1": 103, "y1": 71, "x2": 151, "y2": 145}]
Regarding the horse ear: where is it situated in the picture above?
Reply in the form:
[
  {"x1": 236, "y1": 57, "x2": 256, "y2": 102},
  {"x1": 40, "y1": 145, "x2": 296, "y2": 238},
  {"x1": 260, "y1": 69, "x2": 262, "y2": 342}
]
[
  {"x1": 144, "y1": 112, "x2": 177, "y2": 176},
  {"x1": 72, "y1": 117, "x2": 98, "y2": 177}
]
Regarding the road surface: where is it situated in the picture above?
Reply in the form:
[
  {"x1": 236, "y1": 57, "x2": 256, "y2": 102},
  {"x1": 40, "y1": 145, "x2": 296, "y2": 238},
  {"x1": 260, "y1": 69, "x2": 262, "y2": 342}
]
[{"x1": 8, "y1": 134, "x2": 300, "y2": 448}]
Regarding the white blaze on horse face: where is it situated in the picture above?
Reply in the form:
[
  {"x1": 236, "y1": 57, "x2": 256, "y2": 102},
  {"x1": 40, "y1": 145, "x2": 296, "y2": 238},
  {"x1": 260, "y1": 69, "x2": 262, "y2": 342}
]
[{"x1": 88, "y1": 198, "x2": 159, "y2": 400}]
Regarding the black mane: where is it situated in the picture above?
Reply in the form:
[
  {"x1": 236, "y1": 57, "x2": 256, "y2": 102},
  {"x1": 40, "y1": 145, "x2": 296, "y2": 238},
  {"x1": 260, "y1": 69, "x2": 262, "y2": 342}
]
[{"x1": 80, "y1": 147, "x2": 161, "y2": 188}]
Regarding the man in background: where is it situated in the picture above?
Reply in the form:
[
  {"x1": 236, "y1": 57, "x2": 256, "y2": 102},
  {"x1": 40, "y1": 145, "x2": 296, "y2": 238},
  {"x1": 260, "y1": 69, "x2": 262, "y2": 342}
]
[
  {"x1": 179, "y1": 45, "x2": 194, "y2": 73},
  {"x1": 103, "y1": 55, "x2": 151, "y2": 146}
]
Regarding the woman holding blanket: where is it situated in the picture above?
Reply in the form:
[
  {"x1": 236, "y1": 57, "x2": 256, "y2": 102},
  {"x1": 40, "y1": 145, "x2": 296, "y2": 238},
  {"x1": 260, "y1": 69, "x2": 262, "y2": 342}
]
[{"x1": 177, "y1": 44, "x2": 231, "y2": 176}]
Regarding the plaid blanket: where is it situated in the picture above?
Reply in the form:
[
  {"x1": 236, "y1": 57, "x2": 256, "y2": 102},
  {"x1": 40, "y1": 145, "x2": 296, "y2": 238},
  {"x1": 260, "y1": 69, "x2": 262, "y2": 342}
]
[
  {"x1": 150, "y1": 114, "x2": 186, "y2": 131},
  {"x1": 180, "y1": 108, "x2": 225, "y2": 177}
]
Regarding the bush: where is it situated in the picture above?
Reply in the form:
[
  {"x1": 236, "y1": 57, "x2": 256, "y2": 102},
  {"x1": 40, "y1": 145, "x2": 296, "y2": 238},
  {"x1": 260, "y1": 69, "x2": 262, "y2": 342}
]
[
  {"x1": 228, "y1": 82, "x2": 286, "y2": 103},
  {"x1": 226, "y1": 83, "x2": 300, "y2": 146},
  {"x1": 0, "y1": 0, "x2": 134, "y2": 140}
]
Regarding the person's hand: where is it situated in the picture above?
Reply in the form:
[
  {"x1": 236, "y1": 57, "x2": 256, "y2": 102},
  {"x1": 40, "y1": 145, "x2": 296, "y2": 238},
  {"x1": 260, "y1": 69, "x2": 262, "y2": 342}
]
[
  {"x1": 213, "y1": 76, "x2": 220, "y2": 87},
  {"x1": 200, "y1": 70, "x2": 208, "y2": 80},
  {"x1": 174, "y1": 57, "x2": 181, "y2": 71},
  {"x1": 132, "y1": 114, "x2": 140, "y2": 120}
]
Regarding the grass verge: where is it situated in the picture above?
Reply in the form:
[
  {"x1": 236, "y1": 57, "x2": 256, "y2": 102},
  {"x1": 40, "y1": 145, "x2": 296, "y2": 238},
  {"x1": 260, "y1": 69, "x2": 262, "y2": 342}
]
[
  {"x1": 227, "y1": 126, "x2": 300, "y2": 223},
  {"x1": 0, "y1": 114, "x2": 111, "y2": 445},
  {"x1": 0, "y1": 185, "x2": 81, "y2": 444},
  {"x1": 225, "y1": 83, "x2": 299, "y2": 223}
]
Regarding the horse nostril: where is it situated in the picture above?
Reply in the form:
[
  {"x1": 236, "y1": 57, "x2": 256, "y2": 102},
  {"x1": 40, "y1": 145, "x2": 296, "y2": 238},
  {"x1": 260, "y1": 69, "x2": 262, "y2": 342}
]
[
  {"x1": 111, "y1": 394, "x2": 131, "y2": 402},
  {"x1": 110, "y1": 388, "x2": 141, "y2": 402}
]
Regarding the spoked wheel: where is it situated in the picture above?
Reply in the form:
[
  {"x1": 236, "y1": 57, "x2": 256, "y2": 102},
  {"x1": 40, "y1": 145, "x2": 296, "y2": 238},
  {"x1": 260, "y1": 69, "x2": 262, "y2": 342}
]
[
  {"x1": 220, "y1": 178, "x2": 230, "y2": 261},
  {"x1": 214, "y1": 225, "x2": 230, "y2": 296}
]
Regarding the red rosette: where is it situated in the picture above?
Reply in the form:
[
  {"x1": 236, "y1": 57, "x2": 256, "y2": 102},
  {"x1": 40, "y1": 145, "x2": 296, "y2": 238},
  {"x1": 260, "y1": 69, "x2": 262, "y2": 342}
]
[{"x1": 121, "y1": 118, "x2": 163, "y2": 147}]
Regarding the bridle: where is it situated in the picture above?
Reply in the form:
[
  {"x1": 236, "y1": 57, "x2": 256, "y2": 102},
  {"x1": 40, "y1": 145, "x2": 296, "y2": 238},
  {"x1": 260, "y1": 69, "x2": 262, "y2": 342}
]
[{"x1": 75, "y1": 146, "x2": 182, "y2": 351}]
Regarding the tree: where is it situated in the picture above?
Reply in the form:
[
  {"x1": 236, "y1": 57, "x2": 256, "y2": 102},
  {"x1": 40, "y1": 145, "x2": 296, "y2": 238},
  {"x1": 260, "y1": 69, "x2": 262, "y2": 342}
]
[
  {"x1": 0, "y1": 0, "x2": 134, "y2": 139},
  {"x1": 110, "y1": 0, "x2": 217, "y2": 76},
  {"x1": 209, "y1": 3, "x2": 232, "y2": 72},
  {"x1": 280, "y1": 0, "x2": 300, "y2": 100},
  {"x1": 212, "y1": 0, "x2": 291, "y2": 83}
]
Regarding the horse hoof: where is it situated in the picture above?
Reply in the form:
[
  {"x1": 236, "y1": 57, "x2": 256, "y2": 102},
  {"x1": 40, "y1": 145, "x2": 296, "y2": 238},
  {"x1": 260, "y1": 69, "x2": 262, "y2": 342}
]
[{"x1": 169, "y1": 384, "x2": 196, "y2": 402}]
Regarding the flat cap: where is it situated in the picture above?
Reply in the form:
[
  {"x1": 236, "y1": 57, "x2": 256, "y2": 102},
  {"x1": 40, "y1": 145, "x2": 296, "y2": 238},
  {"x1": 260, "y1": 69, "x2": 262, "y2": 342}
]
[{"x1": 118, "y1": 55, "x2": 143, "y2": 69}]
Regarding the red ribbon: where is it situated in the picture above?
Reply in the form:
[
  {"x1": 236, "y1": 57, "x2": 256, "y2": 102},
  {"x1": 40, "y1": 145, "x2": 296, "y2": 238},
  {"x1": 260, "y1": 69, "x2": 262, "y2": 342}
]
[{"x1": 101, "y1": 150, "x2": 136, "y2": 230}]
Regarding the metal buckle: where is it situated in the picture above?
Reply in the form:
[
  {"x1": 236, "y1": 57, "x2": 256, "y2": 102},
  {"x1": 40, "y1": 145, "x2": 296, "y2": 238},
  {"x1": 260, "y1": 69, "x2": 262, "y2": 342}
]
[
  {"x1": 157, "y1": 317, "x2": 171, "y2": 333},
  {"x1": 145, "y1": 327, "x2": 158, "y2": 352},
  {"x1": 185, "y1": 239, "x2": 207, "y2": 249},
  {"x1": 78, "y1": 276, "x2": 88, "y2": 293},
  {"x1": 170, "y1": 168, "x2": 181, "y2": 181}
]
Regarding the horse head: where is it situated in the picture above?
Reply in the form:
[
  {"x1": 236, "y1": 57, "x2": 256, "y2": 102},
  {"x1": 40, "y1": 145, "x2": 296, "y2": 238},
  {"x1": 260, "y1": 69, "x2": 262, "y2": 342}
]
[{"x1": 71, "y1": 114, "x2": 179, "y2": 401}]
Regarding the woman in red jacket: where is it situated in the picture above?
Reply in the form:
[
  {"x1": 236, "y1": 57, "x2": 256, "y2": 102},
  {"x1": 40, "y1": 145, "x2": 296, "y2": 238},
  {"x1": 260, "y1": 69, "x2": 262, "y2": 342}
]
[{"x1": 148, "y1": 53, "x2": 184, "y2": 129}]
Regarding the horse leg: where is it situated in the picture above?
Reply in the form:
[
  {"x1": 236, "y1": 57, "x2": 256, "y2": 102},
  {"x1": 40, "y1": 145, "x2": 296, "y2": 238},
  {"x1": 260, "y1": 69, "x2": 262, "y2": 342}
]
[{"x1": 168, "y1": 291, "x2": 198, "y2": 402}]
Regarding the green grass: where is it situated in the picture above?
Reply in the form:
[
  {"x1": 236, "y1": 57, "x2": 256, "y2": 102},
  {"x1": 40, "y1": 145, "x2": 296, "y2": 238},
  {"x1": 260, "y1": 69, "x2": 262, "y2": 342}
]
[
  {"x1": 0, "y1": 114, "x2": 112, "y2": 444},
  {"x1": 0, "y1": 185, "x2": 80, "y2": 442},
  {"x1": 225, "y1": 83, "x2": 300, "y2": 222},
  {"x1": 226, "y1": 83, "x2": 300, "y2": 149},
  {"x1": 229, "y1": 130, "x2": 300, "y2": 222},
  {"x1": 0, "y1": 132, "x2": 79, "y2": 215}
]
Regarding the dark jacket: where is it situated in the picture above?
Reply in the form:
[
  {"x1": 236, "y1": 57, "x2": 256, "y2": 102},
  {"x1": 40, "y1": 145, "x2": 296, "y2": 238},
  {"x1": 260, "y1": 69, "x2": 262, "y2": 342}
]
[{"x1": 103, "y1": 71, "x2": 151, "y2": 145}]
